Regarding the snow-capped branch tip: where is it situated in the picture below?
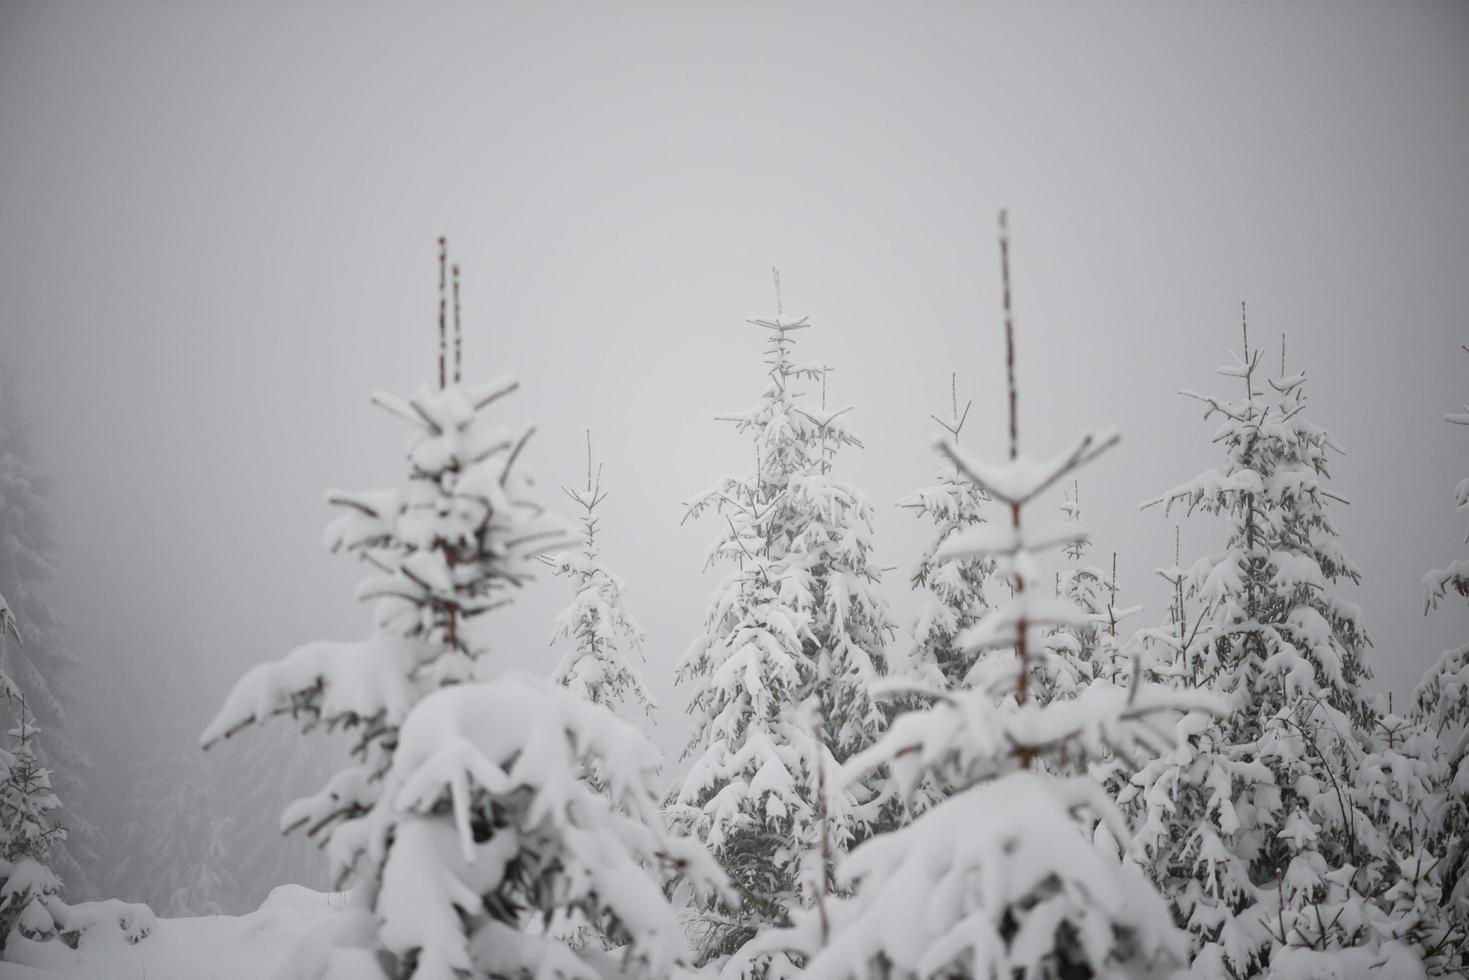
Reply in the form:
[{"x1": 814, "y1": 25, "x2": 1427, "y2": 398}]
[
  {"x1": 854, "y1": 682, "x2": 1228, "y2": 784},
  {"x1": 367, "y1": 377, "x2": 521, "y2": 433},
  {"x1": 935, "y1": 429, "x2": 1119, "y2": 507},
  {"x1": 198, "y1": 699, "x2": 277, "y2": 751},
  {"x1": 794, "y1": 404, "x2": 858, "y2": 431},
  {"x1": 746, "y1": 315, "x2": 812, "y2": 332},
  {"x1": 1266, "y1": 369, "x2": 1307, "y2": 396}
]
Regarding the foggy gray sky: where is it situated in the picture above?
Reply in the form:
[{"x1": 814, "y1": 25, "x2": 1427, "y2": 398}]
[{"x1": 3, "y1": 1, "x2": 1468, "y2": 769}]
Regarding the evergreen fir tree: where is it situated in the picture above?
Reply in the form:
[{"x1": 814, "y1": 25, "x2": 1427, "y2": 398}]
[
  {"x1": 667, "y1": 274, "x2": 895, "y2": 976},
  {"x1": 1149, "y1": 316, "x2": 1424, "y2": 976},
  {"x1": 0, "y1": 379, "x2": 98, "y2": 897},
  {"x1": 1119, "y1": 532, "x2": 1260, "y2": 976},
  {"x1": 1356, "y1": 703, "x2": 1466, "y2": 975},
  {"x1": 1412, "y1": 351, "x2": 1469, "y2": 964},
  {"x1": 894, "y1": 375, "x2": 995, "y2": 814},
  {"x1": 1422, "y1": 354, "x2": 1469, "y2": 612},
  {"x1": 203, "y1": 242, "x2": 562, "y2": 841},
  {"x1": 203, "y1": 242, "x2": 719, "y2": 980},
  {"x1": 543, "y1": 431, "x2": 655, "y2": 719},
  {"x1": 0, "y1": 699, "x2": 66, "y2": 955},
  {"x1": 897, "y1": 373, "x2": 995, "y2": 696},
  {"x1": 752, "y1": 213, "x2": 1220, "y2": 980},
  {"x1": 539, "y1": 433, "x2": 659, "y2": 952},
  {"x1": 0, "y1": 696, "x2": 153, "y2": 961}
]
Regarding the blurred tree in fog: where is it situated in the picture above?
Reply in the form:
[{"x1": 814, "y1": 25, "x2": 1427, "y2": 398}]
[{"x1": 0, "y1": 373, "x2": 98, "y2": 899}]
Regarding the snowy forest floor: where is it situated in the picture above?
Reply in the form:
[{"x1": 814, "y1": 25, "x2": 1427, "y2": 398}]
[{"x1": 3, "y1": 884, "x2": 348, "y2": 980}]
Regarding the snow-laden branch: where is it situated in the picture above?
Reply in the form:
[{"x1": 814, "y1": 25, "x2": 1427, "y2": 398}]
[{"x1": 936, "y1": 429, "x2": 1119, "y2": 507}]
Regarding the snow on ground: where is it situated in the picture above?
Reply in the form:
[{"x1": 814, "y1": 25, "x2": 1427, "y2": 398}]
[{"x1": 3, "y1": 885, "x2": 349, "y2": 980}]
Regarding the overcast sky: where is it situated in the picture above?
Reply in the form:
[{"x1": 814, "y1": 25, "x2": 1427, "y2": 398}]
[{"x1": 3, "y1": 1, "x2": 1467, "y2": 767}]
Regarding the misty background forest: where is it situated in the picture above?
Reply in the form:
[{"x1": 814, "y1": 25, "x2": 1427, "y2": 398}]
[{"x1": 2, "y1": 2, "x2": 1468, "y2": 979}]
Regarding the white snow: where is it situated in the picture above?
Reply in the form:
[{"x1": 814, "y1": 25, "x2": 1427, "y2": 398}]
[{"x1": 4, "y1": 885, "x2": 352, "y2": 980}]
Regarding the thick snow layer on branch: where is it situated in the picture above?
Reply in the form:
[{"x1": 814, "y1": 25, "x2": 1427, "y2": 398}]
[
  {"x1": 850, "y1": 679, "x2": 1224, "y2": 800},
  {"x1": 938, "y1": 430, "x2": 1119, "y2": 505},
  {"x1": 1264, "y1": 941, "x2": 1428, "y2": 980},
  {"x1": 935, "y1": 520, "x2": 1084, "y2": 562},
  {"x1": 1423, "y1": 559, "x2": 1469, "y2": 610},
  {"x1": 759, "y1": 771, "x2": 1186, "y2": 979},
  {"x1": 280, "y1": 766, "x2": 376, "y2": 837},
  {"x1": 200, "y1": 632, "x2": 423, "y2": 748},
  {"x1": 1146, "y1": 466, "x2": 1263, "y2": 515},
  {"x1": 747, "y1": 315, "x2": 812, "y2": 331}
]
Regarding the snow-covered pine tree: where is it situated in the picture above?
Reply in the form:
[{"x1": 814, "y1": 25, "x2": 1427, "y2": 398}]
[
  {"x1": 0, "y1": 697, "x2": 153, "y2": 961},
  {"x1": 1149, "y1": 316, "x2": 1427, "y2": 976},
  {"x1": 542, "y1": 431, "x2": 655, "y2": 719},
  {"x1": 203, "y1": 242, "x2": 721, "y2": 980},
  {"x1": 1356, "y1": 701, "x2": 1466, "y2": 975},
  {"x1": 0, "y1": 699, "x2": 66, "y2": 956},
  {"x1": 311, "y1": 673, "x2": 732, "y2": 980},
  {"x1": 750, "y1": 212, "x2": 1220, "y2": 980},
  {"x1": 1412, "y1": 351, "x2": 1469, "y2": 963},
  {"x1": 897, "y1": 373, "x2": 994, "y2": 696},
  {"x1": 798, "y1": 359, "x2": 895, "y2": 783},
  {"x1": 1422, "y1": 354, "x2": 1469, "y2": 613},
  {"x1": 202, "y1": 241, "x2": 560, "y2": 848},
  {"x1": 894, "y1": 375, "x2": 995, "y2": 815},
  {"x1": 0, "y1": 379, "x2": 98, "y2": 897},
  {"x1": 1118, "y1": 529, "x2": 1262, "y2": 976},
  {"x1": 200, "y1": 360, "x2": 554, "y2": 836},
  {"x1": 667, "y1": 274, "x2": 895, "y2": 975},
  {"x1": 538, "y1": 432, "x2": 660, "y2": 952}
]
